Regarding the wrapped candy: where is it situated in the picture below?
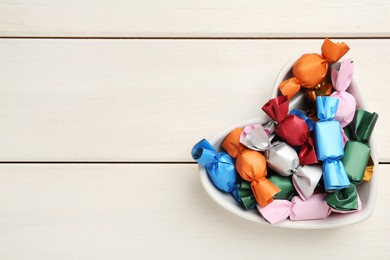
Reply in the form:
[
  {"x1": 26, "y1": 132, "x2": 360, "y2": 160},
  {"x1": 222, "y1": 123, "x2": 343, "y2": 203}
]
[
  {"x1": 304, "y1": 81, "x2": 334, "y2": 122},
  {"x1": 257, "y1": 193, "x2": 332, "y2": 224},
  {"x1": 330, "y1": 59, "x2": 356, "y2": 127},
  {"x1": 325, "y1": 184, "x2": 362, "y2": 212},
  {"x1": 279, "y1": 38, "x2": 349, "y2": 99},
  {"x1": 192, "y1": 139, "x2": 237, "y2": 192},
  {"x1": 222, "y1": 128, "x2": 280, "y2": 207},
  {"x1": 266, "y1": 142, "x2": 322, "y2": 200},
  {"x1": 235, "y1": 177, "x2": 257, "y2": 209},
  {"x1": 262, "y1": 96, "x2": 317, "y2": 165},
  {"x1": 305, "y1": 81, "x2": 333, "y2": 103},
  {"x1": 315, "y1": 96, "x2": 350, "y2": 191},
  {"x1": 239, "y1": 121, "x2": 276, "y2": 147},
  {"x1": 259, "y1": 191, "x2": 361, "y2": 224},
  {"x1": 289, "y1": 109, "x2": 315, "y2": 131},
  {"x1": 342, "y1": 110, "x2": 378, "y2": 184},
  {"x1": 190, "y1": 38, "x2": 380, "y2": 224},
  {"x1": 363, "y1": 156, "x2": 374, "y2": 182},
  {"x1": 240, "y1": 124, "x2": 297, "y2": 200},
  {"x1": 192, "y1": 139, "x2": 257, "y2": 209},
  {"x1": 268, "y1": 174, "x2": 296, "y2": 201},
  {"x1": 240, "y1": 124, "x2": 322, "y2": 200}
]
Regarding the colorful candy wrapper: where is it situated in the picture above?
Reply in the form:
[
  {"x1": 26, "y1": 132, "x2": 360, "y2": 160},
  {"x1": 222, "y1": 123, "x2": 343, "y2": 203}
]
[
  {"x1": 363, "y1": 156, "x2": 374, "y2": 182},
  {"x1": 259, "y1": 191, "x2": 361, "y2": 224},
  {"x1": 192, "y1": 139, "x2": 237, "y2": 192},
  {"x1": 342, "y1": 110, "x2": 378, "y2": 184},
  {"x1": 240, "y1": 123, "x2": 321, "y2": 200},
  {"x1": 289, "y1": 109, "x2": 315, "y2": 131},
  {"x1": 325, "y1": 184, "x2": 362, "y2": 212},
  {"x1": 257, "y1": 193, "x2": 331, "y2": 224},
  {"x1": 262, "y1": 96, "x2": 317, "y2": 165},
  {"x1": 330, "y1": 59, "x2": 356, "y2": 127},
  {"x1": 279, "y1": 38, "x2": 349, "y2": 99},
  {"x1": 305, "y1": 81, "x2": 333, "y2": 103},
  {"x1": 315, "y1": 96, "x2": 350, "y2": 191},
  {"x1": 192, "y1": 139, "x2": 258, "y2": 209},
  {"x1": 268, "y1": 174, "x2": 296, "y2": 201},
  {"x1": 304, "y1": 81, "x2": 334, "y2": 122},
  {"x1": 240, "y1": 124, "x2": 297, "y2": 200},
  {"x1": 235, "y1": 176, "x2": 257, "y2": 209},
  {"x1": 222, "y1": 128, "x2": 280, "y2": 207}
]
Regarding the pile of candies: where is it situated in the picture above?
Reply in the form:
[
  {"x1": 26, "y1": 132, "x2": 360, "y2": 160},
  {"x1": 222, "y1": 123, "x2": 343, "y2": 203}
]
[{"x1": 191, "y1": 38, "x2": 379, "y2": 224}]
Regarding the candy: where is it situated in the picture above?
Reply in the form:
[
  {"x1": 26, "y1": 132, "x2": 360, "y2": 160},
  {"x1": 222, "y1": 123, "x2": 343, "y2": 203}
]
[
  {"x1": 315, "y1": 96, "x2": 350, "y2": 191},
  {"x1": 331, "y1": 59, "x2": 356, "y2": 127},
  {"x1": 279, "y1": 38, "x2": 349, "y2": 99},
  {"x1": 257, "y1": 194, "x2": 331, "y2": 224},
  {"x1": 325, "y1": 184, "x2": 362, "y2": 212},
  {"x1": 223, "y1": 128, "x2": 280, "y2": 207},
  {"x1": 268, "y1": 174, "x2": 296, "y2": 201},
  {"x1": 191, "y1": 39, "x2": 379, "y2": 225},
  {"x1": 192, "y1": 139, "x2": 237, "y2": 192},
  {"x1": 342, "y1": 110, "x2": 378, "y2": 184},
  {"x1": 262, "y1": 96, "x2": 317, "y2": 165},
  {"x1": 240, "y1": 124, "x2": 321, "y2": 200}
]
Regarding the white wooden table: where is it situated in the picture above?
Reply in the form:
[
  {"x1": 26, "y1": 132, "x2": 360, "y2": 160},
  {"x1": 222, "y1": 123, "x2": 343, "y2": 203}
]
[{"x1": 0, "y1": 1, "x2": 390, "y2": 259}]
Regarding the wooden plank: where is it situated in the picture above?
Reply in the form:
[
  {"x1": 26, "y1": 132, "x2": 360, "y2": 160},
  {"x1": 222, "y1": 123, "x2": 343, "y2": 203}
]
[
  {"x1": 0, "y1": 164, "x2": 389, "y2": 259},
  {"x1": 0, "y1": 39, "x2": 388, "y2": 162},
  {"x1": 0, "y1": 1, "x2": 389, "y2": 37}
]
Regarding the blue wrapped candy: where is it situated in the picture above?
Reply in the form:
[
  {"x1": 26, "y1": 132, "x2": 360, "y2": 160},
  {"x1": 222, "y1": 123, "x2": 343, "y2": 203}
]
[
  {"x1": 314, "y1": 96, "x2": 351, "y2": 191},
  {"x1": 192, "y1": 139, "x2": 237, "y2": 193},
  {"x1": 192, "y1": 139, "x2": 257, "y2": 208}
]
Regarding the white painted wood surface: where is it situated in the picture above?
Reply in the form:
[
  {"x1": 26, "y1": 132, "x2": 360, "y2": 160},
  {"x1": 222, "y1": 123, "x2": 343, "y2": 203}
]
[
  {"x1": 0, "y1": 39, "x2": 389, "y2": 162},
  {"x1": 0, "y1": 164, "x2": 389, "y2": 259},
  {"x1": 1, "y1": 0, "x2": 389, "y2": 258},
  {"x1": 0, "y1": 0, "x2": 389, "y2": 37}
]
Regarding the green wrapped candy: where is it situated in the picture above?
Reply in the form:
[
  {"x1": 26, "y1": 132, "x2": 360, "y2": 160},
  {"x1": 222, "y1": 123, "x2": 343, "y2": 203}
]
[
  {"x1": 342, "y1": 110, "x2": 378, "y2": 184},
  {"x1": 268, "y1": 174, "x2": 296, "y2": 201},
  {"x1": 342, "y1": 141, "x2": 370, "y2": 184},
  {"x1": 236, "y1": 177, "x2": 256, "y2": 209},
  {"x1": 324, "y1": 184, "x2": 359, "y2": 211}
]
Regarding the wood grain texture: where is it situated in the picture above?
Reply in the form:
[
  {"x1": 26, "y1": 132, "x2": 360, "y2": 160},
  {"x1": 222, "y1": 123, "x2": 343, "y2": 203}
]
[
  {"x1": 0, "y1": 39, "x2": 388, "y2": 162},
  {"x1": 0, "y1": 0, "x2": 389, "y2": 38},
  {"x1": 0, "y1": 164, "x2": 389, "y2": 259}
]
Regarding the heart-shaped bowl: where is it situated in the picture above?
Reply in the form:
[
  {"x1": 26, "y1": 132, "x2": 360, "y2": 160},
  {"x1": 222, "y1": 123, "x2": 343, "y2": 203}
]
[{"x1": 199, "y1": 58, "x2": 379, "y2": 229}]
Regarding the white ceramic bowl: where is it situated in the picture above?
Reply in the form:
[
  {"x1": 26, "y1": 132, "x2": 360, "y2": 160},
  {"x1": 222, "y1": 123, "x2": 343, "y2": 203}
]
[{"x1": 199, "y1": 58, "x2": 379, "y2": 229}]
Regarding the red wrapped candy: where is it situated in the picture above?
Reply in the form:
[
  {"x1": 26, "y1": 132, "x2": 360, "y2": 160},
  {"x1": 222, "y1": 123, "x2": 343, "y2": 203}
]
[{"x1": 262, "y1": 96, "x2": 317, "y2": 165}]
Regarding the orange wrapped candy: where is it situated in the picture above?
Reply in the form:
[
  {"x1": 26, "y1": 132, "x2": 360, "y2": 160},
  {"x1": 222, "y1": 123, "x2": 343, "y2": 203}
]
[
  {"x1": 222, "y1": 128, "x2": 280, "y2": 207},
  {"x1": 279, "y1": 38, "x2": 349, "y2": 99}
]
